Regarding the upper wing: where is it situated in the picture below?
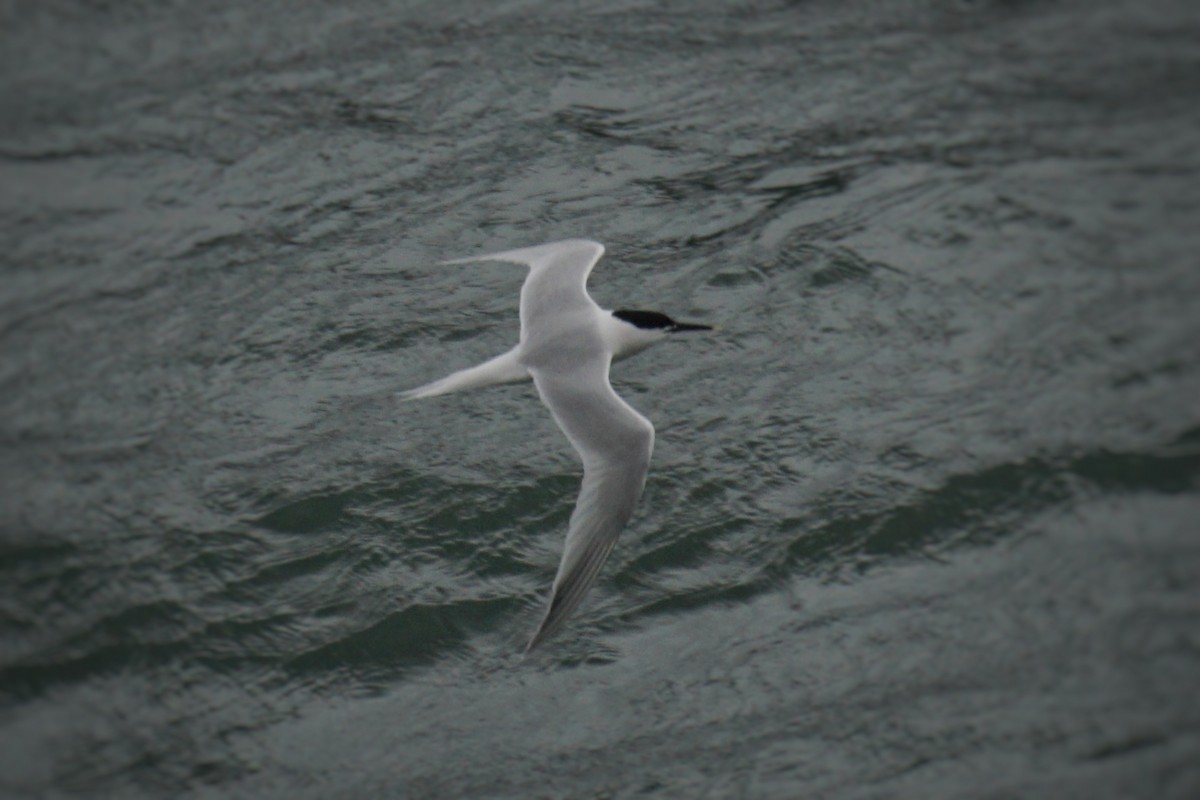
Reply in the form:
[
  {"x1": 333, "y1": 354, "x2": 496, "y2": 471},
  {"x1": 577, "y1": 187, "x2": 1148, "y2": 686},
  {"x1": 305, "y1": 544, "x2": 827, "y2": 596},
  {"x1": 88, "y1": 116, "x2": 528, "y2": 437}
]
[
  {"x1": 526, "y1": 359, "x2": 655, "y2": 651},
  {"x1": 442, "y1": 239, "x2": 606, "y2": 343}
]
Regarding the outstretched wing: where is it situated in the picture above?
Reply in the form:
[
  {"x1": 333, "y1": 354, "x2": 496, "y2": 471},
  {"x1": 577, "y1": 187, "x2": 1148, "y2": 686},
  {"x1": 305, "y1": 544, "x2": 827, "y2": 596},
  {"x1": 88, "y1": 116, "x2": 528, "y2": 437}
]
[
  {"x1": 526, "y1": 359, "x2": 654, "y2": 651},
  {"x1": 443, "y1": 239, "x2": 606, "y2": 345}
]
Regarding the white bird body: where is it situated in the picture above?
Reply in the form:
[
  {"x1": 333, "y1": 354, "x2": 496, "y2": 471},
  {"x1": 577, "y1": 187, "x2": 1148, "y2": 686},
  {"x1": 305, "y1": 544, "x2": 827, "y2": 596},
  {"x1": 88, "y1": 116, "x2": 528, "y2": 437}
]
[{"x1": 404, "y1": 239, "x2": 710, "y2": 650}]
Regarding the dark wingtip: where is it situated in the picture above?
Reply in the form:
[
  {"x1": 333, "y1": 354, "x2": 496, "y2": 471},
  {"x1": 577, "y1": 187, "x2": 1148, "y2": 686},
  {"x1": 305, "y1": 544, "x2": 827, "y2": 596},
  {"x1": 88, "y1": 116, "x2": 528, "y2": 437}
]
[
  {"x1": 524, "y1": 622, "x2": 552, "y2": 653},
  {"x1": 524, "y1": 592, "x2": 565, "y2": 652}
]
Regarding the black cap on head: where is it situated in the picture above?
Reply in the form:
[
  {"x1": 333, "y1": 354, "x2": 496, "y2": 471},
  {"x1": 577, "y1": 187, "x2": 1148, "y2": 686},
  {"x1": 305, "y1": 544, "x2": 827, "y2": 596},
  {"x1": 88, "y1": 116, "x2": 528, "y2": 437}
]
[
  {"x1": 613, "y1": 309, "x2": 712, "y2": 333},
  {"x1": 613, "y1": 310, "x2": 674, "y2": 330}
]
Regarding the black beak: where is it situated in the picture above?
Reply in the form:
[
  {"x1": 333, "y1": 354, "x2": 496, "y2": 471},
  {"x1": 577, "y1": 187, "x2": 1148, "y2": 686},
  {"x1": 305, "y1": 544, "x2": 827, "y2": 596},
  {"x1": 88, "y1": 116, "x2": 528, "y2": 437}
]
[{"x1": 669, "y1": 321, "x2": 713, "y2": 333}]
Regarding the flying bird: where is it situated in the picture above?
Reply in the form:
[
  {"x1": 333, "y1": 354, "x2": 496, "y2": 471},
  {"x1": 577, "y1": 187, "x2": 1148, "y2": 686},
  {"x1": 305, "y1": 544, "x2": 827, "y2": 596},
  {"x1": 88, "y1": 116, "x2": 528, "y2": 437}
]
[{"x1": 403, "y1": 239, "x2": 711, "y2": 650}]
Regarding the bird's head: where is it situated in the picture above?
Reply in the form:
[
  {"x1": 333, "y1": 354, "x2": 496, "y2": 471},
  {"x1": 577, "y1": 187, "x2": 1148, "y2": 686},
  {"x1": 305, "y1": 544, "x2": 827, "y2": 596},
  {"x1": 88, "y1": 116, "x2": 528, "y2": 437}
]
[{"x1": 609, "y1": 309, "x2": 713, "y2": 359}]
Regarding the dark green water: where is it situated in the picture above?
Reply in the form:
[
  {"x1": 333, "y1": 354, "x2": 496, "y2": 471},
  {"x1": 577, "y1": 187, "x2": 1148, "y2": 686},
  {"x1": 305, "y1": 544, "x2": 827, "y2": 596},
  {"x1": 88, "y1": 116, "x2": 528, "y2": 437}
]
[{"x1": 2, "y1": 0, "x2": 1199, "y2": 796}]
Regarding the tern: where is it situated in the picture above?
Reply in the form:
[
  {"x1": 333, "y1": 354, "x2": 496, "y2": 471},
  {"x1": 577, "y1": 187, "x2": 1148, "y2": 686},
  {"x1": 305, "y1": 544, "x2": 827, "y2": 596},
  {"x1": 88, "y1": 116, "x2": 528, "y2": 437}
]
[{"x1": 403, "y1": 239, "x2": 712, "y2": 650}]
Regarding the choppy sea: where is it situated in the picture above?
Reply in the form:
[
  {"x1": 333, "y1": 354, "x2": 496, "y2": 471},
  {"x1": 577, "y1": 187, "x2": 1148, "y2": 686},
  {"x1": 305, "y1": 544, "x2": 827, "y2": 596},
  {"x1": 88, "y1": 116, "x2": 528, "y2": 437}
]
[{"x1": 2, "y1": 0, "x2": 1198, "y2": 796}]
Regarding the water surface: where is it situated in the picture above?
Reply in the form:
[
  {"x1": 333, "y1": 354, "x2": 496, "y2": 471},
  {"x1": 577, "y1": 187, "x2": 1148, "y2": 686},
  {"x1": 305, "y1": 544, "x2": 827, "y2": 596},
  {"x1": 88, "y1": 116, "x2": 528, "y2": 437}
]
[{"x1": 2, "y1": 0, "x2": 1199, "y2": 796}]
